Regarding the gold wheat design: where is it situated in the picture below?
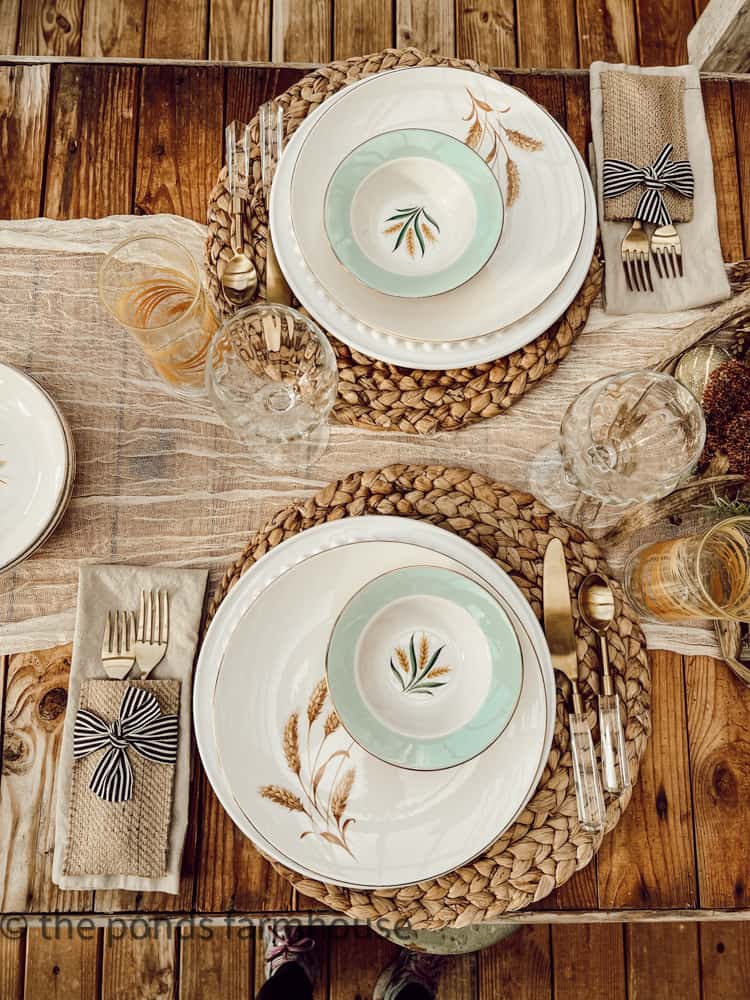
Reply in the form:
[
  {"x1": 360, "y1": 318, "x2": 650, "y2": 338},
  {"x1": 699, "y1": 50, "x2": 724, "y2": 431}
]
[
  {"x1": 323, "y1": 711, "x2": 340, "y2": 737},
  {"x1": 307, "y1": 678, "x2": 328, "y2": 725},
  {"x1": 396, "y1": 647, "x2": 410, "y2": 673},
  {"x1": 418, "y1": 634, "x2": 429, "y2": 669},
  {"x1": 260, "y1": 785, "x2": 306, "y2": 813},
  {"x1": 331, "y1": 768, "x2": 355, "y2": 823},
  {"x1": 283, "y1": 713, "x2": 300, "y2": 775}
]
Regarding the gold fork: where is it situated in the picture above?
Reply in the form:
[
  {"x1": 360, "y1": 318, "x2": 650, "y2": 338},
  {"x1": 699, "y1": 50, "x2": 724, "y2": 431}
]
[
  {"x1": 651, "y1": 224, "x2": 683, "y2": 278},
  {"x1": 101, "y1": 610, "x2": 136, "y2": 680},
  {"x1": 620, "y1": 220, "x2": 653, "y2": 293},
  {"x1": 135, "y1": 588, "x2": 170, "y2": 678}
]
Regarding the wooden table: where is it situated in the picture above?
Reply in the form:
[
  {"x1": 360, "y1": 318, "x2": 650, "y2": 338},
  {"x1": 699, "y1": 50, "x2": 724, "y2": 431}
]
[{"x1": 1, "y1": 55, "x2": 750, "y2": 997}]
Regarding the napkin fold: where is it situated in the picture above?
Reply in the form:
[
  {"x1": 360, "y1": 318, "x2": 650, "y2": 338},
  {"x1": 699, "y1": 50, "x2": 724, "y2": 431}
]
[
  {"x1": 53, "y1": 564, "x2": 207, "y2": 894},
  {"x1": 590, "y1": 61, "x2": 731, "y2": 314}
]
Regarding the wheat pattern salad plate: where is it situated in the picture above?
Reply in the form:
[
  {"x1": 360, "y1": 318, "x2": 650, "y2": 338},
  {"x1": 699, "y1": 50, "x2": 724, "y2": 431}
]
[
  {"x1": 326, "y1": 566, "x2": 522, "y2": 771},
  {"x1": 0, "y1": 363, "x2": 73, "y2": 572},
  {"x1": 324, "y1": 129, "x2": 504, "y2": 298},
  {"x1": 195, "y1": 516, "x2": 555, "y2": 889}
]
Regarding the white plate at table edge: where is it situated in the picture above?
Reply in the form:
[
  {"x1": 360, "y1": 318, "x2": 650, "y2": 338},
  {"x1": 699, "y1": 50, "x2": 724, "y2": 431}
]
[
  {"x1": 289, "y1": 66, "x2": 585, "y2": 337},
  {"x1": 195, "y1": 516, "x2": 555, "y2": 889},
  {"x1": 0, "y1": 364, "x2": 75, "y2": 574},
  {"x1": 271, "y1": 73, "x2": 596, "y2": 369}
]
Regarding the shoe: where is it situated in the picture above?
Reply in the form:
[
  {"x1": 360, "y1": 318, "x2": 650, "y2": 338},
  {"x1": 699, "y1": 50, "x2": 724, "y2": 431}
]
[
  {"x1": 262, "y1": 920, "x2": 318, "y2": 986},
  {"x1": 373, "y1": 949, "x2": 447, "y2": 1000}
]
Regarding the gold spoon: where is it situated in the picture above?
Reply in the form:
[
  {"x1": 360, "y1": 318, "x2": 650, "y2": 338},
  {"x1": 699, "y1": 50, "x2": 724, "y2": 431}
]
[
  {"x1": 219, "y1": 196, "x2": 258, "y2": 308},
  {"x1": 578, "y1": 573, "x2": 631, "y2": 795}
]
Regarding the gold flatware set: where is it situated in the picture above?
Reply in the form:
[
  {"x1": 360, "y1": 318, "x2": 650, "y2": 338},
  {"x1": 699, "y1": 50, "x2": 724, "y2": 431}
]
[
  {"x1": 621, "y1": 220, "x2": 683, "y2": 292},
  {"x1": 543, "y1": 539, "x2": 630, "y2": 835},
  {"x1": 101, "y1": 589, "x2": 170, "y2": 680}
]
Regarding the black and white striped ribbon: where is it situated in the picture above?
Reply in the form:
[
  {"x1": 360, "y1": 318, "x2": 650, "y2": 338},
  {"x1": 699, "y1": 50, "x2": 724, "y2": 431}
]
[
  {"x1": 73, "y1": 686, "x2": 179, "y2": 803},
  {"x1": 602, "y1": 143, "x2": 694, "y2": 226}
]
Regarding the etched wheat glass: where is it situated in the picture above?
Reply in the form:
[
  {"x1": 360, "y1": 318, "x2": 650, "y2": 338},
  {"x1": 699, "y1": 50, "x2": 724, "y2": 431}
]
[
  {"x1": 530, "y1": 370, "x2": 706, "y2": 523},
  {"x1": 205, "y1": 303, "x2": 338, "y2": 470}
]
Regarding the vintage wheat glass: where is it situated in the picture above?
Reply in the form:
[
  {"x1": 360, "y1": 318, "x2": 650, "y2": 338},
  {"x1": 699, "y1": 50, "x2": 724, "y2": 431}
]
[
  {"x1": 98, "y1": 235, "x2": 218, "y2": 393},
  {"x1": 530, "y1": 369, "x2": 706, "y2": 521},
  {"x1": 624, "y1": 516, "x2": 750, "y2": 623},
  {"x1": 205, "y1": 303, "x2": 338, "y2": 470}
]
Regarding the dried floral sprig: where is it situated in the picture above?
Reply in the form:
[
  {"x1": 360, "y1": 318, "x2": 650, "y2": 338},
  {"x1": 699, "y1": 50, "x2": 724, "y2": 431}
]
[
  {"x1": 700, "y1": 488, "x2": 750, "y2": 520},
  {"x1": 701, "y1": 359, "x2": 750, "y2": 476}
]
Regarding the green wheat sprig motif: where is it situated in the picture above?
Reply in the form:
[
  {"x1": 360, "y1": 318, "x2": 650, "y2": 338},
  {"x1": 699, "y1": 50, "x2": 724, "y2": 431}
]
[
  {"x1": 383, "y1": 207, "x2": 440, "y2": 258},
  {"x1": 391, "y1": 633, "x2": 451, "y2": 696}
]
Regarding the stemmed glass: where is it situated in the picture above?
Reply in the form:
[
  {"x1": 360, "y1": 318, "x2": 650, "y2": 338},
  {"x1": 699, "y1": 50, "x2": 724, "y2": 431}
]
[
  {"x1": 206, "y1": 303, "x2": 338, "y2": 470},
  {"x1": 530, "y1": 369, "x2": 706, "y2": 524}
]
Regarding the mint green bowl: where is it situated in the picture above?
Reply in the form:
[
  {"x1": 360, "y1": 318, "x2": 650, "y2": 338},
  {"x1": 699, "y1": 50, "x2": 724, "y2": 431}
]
[
  {"x1": 324, "y1": 128, "x2": 504, "y2": 299},
  {"x1": 326, "y1": 566, "x2": 523, "y2": 771}
]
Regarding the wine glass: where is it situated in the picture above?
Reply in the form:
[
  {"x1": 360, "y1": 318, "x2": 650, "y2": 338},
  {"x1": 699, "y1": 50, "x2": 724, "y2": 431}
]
[
  {"x1": 530, "y1": 369, "x2": 706, "y2": 523},
  {"x1": 205, "y1": 303, "x2": 338, "y2": 470}
]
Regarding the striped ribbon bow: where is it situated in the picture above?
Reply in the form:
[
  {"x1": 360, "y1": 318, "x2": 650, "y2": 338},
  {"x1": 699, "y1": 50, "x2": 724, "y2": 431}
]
[
  {"x1": 602, "y1": 143, "x2": 694, "y2": 226},
  {"x1": 73, "y1": 687, "x2": 179, "y2": 803}
]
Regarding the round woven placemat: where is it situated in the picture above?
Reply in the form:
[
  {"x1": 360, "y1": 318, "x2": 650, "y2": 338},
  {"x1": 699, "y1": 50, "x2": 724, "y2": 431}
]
[
  {"x1": 205, "y1": 47, "x2": 603, "y2": 436},
  {"x1": 206, "y1": 465, "x2": 651, "y2": 927}
]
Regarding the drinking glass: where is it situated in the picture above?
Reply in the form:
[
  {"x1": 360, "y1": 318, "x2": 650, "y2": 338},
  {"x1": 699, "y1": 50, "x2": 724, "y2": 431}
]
[
  {"x1": 530, "y1": 369, "x2": 706, "y2": 522},
  {"x1": 205, "y1": 303, "x2": 338, "y2": 469},
  {"x1": 624, "y1": 516, "x2": 750, "y2": 623},
  {"x1": 98, "y1": 235, "x2": 218, "y2": 393}
]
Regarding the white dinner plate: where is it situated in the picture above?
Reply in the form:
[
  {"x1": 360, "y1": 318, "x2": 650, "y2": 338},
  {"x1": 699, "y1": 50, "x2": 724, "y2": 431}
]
[
  {"x1": 195, "y1": 516, "x2": 555, "y2": 889},
  {"x1": 272, "y1": 69, "x2": 596, "y2": 369},
  {"x1": 290, "y1": 67, "x2": 584, "y2": 340},
  {"x1": 0, "y1": 363, "x2": 71, "y2": 571}
]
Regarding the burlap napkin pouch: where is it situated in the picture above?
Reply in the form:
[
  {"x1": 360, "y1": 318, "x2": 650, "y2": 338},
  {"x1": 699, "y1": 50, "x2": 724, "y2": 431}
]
[
  {"x1": 63, "y1": 679, "x2": 180, "y2": 878},
  {"x1": 591, "y1": 62, "x2": 730, "y2": 314},
  {"x1": 601, "y1": 71, "x2": 693, "y2": 223},
  {"x1": 53, "y1": 564, "x2": 207, "y2": 894}
]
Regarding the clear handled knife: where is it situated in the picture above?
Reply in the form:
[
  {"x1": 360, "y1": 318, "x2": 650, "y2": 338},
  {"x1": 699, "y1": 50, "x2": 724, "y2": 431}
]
[{"x1": 543, "y1": 538, "x2": 605, "y2": 834}]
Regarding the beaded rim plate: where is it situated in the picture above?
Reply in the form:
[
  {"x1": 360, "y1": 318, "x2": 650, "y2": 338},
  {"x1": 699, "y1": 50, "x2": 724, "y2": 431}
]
[
  {"x1": 324, "y1": 129, "x2": 504, "y2": 298},
  {"x1": 194, "y1": 517, "x2": 555, "y2": 889},
  {"x1": 326, "y1": 565, "x2": 523, "y2": 771}
]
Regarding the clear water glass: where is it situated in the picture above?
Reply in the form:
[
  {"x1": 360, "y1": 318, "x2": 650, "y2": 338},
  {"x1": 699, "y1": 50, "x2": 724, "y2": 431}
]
[
  {"x1": 206, "y1": 304, "x2": 338, "y2": 470},
  {"x1": 530, "y1": 369, "x2": 706, "y2": 522},
  {"x1": 98, "y1": 235, "x2": 218, "y2": 394},
  {"x1": 624, "y1": 516, "x2": 750, "y2": 623}
]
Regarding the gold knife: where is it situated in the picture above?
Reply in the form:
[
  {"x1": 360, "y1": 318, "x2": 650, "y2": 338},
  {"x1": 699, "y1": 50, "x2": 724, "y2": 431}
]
[
  {"x1": 259, "y1": 100, "x2": 293, "y2": 307},
  {"x1": 543, "y1": 538, "x2": 605, "y2": 834}
]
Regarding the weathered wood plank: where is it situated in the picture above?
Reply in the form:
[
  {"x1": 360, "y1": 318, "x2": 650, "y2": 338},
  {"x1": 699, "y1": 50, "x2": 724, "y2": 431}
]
[
  {"x1": 24, "y1": 927, "x2": 100, "y2": 1000},
  {"x1": 0, "y1": 0, "x2": 21, "y2": 52},
  {"x1": 517, "y1": 0, "x2": 578, "y2": 68},
  {"x1": 552, "y1": 925, "x2": 626, "y2": 1000},
  {"x1": 195, "y1": 774, "x2": 294, "y2": 912},
  {"x1": 0, "y1": 931, "x2": 24, "y2": 1000},
  {"x1": 0, "y1": 63, "x2": 49, "y2": 218},
  {"x1": 225, "y1": 65, "x2": 304, "y2": 126},
  {"x1": 436, "y1": 954, "x2": 477, "y2": 1000},
  {"x1": 688, "y1": 0, "x2": 750, "y2": 72},
  {"x1": 0, "y1": 645, "x2": 92, "y2": 913},
  {"x1": 17, "y1": 0, "x2": 82, "y2": 55},
  {"x1": 179, "y1": 925, "x2": 252, "y2": 999},
  {"x1": 577, "y1": 0, "x2": 638, "y2": 65},
  {"x1": 702, "y1": 78, "x2": 744, "y2": 261},
  {"x1": 478, "y1": 926, "x2": 552, "y2": 999},
  {"x1": 563, "y1": 74, "x2": 590, "y2": 158},
  {"x1": 333, "y1": 0, "x2": 392, "y2": 57},
  {"x1": 134, "y1": 65, "x2": 223, "y2": 222},
  {"x1": 635, "y1": 0, "x2": 694, "y2": 63},
  {"x1": 597, "y1": 651, "x2": 697, "y2": 909},
  {"x1": 685, "y1": 655, "x2": 750, "y2": 908},
  {"x1": 627, "y1": 923, "x2": 700, "y2": 999},
  {"x1": 209, "y1": 0, "x2": 271, "y2": 61},
  {"x1": 328, "y1": 926, "x2": 397, "y2": 1000},
  {"x1": 271, "y1": 0, "x2": 331, "y2": 62},
  {"x1": 700, "y1": 922, "x2": 750, "y2": 1000},
  {"x1": 80, "y1": 0, "x2": 145, "y2": 57},
  {"x1": 456, "y1": 1, "x2": 515, "y2": 65},
  {"x1": 44, "y1": 63, "x2": 137, "y2": 219},
  {"x1": 731, "y1": 79, "x2": 750, "y2": 257},
  {"x1": 100, "y1": 924, "x2": 176, "y2": 1000},
  {"x1": 144, "y1": 0, "x2": 208, "y2": 59},
  {"x1": 398, "y1": 0, "x2": 455, "y2": 56}
]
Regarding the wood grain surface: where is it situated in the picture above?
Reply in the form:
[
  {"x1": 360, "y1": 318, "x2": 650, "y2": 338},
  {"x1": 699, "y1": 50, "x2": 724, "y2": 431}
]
[
  {"x1": 2, "y1": 0, "x2": 701, "y2": 66},
  {"x1": 1, "y1": 51, "x2": 750, "y2": 999}
]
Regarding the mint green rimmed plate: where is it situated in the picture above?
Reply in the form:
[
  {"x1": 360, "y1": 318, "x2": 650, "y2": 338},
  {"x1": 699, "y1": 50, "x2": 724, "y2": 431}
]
[
  {"x1": 324, "y1": 128, "x2": 504, "y2": 299},
  {"x1": 326, "y1": 566, "x2": 523, "y2": 771}
]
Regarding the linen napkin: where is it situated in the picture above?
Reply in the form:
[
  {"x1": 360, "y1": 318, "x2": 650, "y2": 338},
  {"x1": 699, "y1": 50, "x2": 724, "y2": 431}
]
[
  {"x1": 53, "y1": 564, "x2": 207, "y2": 894},
  {"x1": 590, "y1": 61, "x2": 730, "y2": 314}
]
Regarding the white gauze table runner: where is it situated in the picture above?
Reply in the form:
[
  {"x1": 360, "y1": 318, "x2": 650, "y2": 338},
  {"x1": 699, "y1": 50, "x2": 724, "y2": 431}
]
[{"x1": 0, "y1": 213, "x2": 728, "y2": 660}]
